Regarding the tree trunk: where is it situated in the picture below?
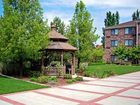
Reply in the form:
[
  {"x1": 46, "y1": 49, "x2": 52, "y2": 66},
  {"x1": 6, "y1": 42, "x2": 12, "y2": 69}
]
[
  {"x1": 77, "y1": 57, "x2": 80, "y2": 69},
  {"x1": 19, "y1": 60, "x2": 23, "y2": 78}
]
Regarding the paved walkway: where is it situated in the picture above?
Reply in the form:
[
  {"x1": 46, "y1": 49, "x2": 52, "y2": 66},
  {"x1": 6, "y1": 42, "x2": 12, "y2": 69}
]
[{"x1": 0, "y1": 72, "x2": 140, "y2": 105}]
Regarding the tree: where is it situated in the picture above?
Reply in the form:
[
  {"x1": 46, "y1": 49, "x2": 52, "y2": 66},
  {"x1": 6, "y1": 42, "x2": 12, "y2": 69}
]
[
  {"x1": 129, "y1": 46, "x2": 140, "y2": 64},
  {"x1": 113, "y1": 45, "x2": 128, "y2": 64},
  {"x1": 92, "y1": 46, "x2": 104, "y2": 62},
  {"x1": 52, "y1": 17, "x2": 65, "y2": 35},
  {"x1": 0, "y1": 0, "x2": 48, "y2": 76},
  {"x1": 132, "y1": 9, "x2": 140, "y2": 20},
  {"x1": 66, "y1": 0, "x2": 98, "y2": 68},
  {"x1": 104, "y1": 11, "x2": 119, "y2": 27}
]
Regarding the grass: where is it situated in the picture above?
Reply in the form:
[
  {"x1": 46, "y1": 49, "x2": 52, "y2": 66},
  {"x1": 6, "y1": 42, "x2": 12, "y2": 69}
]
[
  {"x1": 86, "y1": 64, "x2": 140, "y2": 78},
  {"x1": 0, "y1": 76, "x2": 47, "y2": 94}
]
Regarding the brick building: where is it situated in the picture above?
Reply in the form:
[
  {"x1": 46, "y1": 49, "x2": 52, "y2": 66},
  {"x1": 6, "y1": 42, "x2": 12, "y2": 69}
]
[{"x1": 103, "y1": 19, "x2": 140, "y2": 63}]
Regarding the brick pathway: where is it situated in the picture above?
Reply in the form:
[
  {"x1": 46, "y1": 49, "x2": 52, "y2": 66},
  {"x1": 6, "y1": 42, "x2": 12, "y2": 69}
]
[{"x1": 0, "y1": 72, "x2": 140, "y2": 105}]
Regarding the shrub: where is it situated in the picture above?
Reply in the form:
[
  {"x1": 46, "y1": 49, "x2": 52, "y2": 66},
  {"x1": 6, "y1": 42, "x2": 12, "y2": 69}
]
[
  {"x1": 83, "y1": 71, "x2": 92, "y2": 77},
  {"x1": 48, "y1": 76, "x2": 57, "y2": 82},
  {"x1": 93, "y1": 70, "x2": 115, "y2": 78},
  {"x1": 72, "y1": 78, "x2": 76, "y2": 82},
  {"x1": 66, "y1": 79, "x2": 73, "y2": 84},
  {"x1": 79, "y1": 63, "x2": 88, "y2": 73},
  {"x1": 30, "y1": 77, "x2": 37, "y2": 82},
  {"x1": 64, "y1": 74, "x2": 72, "y2": 79},
  {"x1": 75, "y1": 76, "x2": 83, "y2": 81},
  {"x1": 29, "y1": 71, "x2": 41, "y2": 78},
  {"x1": 37, "y1": 76, "x2": 48, "y2": 83}
]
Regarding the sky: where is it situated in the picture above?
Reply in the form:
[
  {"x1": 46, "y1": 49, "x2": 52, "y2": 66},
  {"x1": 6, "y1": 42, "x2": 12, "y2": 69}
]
[{"x1": 0, "y1": 0, "x2": 140, "y2": 45}]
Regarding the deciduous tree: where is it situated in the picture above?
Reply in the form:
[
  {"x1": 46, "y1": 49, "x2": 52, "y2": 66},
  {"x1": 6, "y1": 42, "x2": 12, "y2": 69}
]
[
  {"x1": 66, "y1": 0, "x2": 98, "y2": 68},
  {"x1": 0, "y1": 0, "x2": 48, "y2": 76}
]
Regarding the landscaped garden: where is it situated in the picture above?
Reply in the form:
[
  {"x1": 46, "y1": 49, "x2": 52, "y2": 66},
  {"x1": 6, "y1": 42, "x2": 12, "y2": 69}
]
[
  {"x1": 0, "y1": 76, "x2": 47, "y2": 94},
  {"x1": 83, "y1": 63, "x2": 140, "y2": 78}
]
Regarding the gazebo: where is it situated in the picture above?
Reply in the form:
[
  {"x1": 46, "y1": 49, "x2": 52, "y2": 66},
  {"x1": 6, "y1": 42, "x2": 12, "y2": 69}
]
[{"x1": 41, "y1": 24, "x2": 77, "y2": 76}]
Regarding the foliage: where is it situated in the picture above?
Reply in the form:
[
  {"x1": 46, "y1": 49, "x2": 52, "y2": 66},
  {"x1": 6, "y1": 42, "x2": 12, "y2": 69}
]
[
  {"x1": 63, "y1": 74, "x2": 72, "y2": 79},
  {"x1": 29, "y1": 71, "x2": 41, "y2": 78},
  {"x1": 52, "y1": 17, "x2": 65, "y2": 35},
  {"x1": 113, "y1": 45, "x2": 140, "y2": 64},
  {"x1": 0, "y1": 76, "x2": 47, "y2": 94},
  {"x1": 66, "y1": 0, "x2": 98, "y2": 68},
  {"x1": 75, "y1": 76, "x2": 83, "y2": 81},
  {"x1": 92, "y1": 46, "x2": 104, "y2": 62},
  {"x1": 66, "y1": 79, "x2": 74, "y2": 84},
  {"x1": 48, "y1": 76, "x2": 57, "y2": 82},
  {"x1": 79, "y1": 62, "x2": 88, "y2": 73},
  {"x1": 0, "y1": 0, "x2": 49, "y2": 76},
  {"x1": 132, "y1": 9, "x2": 140, "y2": 20},
  {"x1": 128, "y1": 46, "x2": 140, "y2": 64},
  {"x1": 83, "y1": 71, "x2": 92, "y2": 77},
  {"x1": 93, "y1": 70, "x2": 115, "y2": 78},
  {"x1": 30, "y1": 77, "x2": 38, "y2": 82},
  {"x1": 104, "y1": 11, "x2": 120, "y2": 27},
  {"x1": 113, "y1": 45, "x2": 128, "y2": 62},
  {"x1": 37, "y1": 76, "x2": 49, "y2": 83}
]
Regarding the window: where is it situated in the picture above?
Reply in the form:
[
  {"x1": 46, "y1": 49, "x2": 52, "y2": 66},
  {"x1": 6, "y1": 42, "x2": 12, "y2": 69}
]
[
  {"x1": 125, "y1": 39, "x2": 133, "y2": 46},
  {"x1": 125, "y1": 27, "x2": 133, "y2": 34},
  {"x1": 111, "y1": 40, "x2": 118, "y2": 47},
  {"x1": 111, "y1": 55, "x2": 117, "y2": 62},
  {"x1": 111, "y1": 29, "x2": 119, "y2": 35}
]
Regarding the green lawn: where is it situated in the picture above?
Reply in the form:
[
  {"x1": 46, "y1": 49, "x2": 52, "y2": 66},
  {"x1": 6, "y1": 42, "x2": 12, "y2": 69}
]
[
  {"x1": 86, "y1": 64, "x2": 140, "y2": 78},
  {"x1": 0, "y1": 76, "x2": 47, "y2": 94}
]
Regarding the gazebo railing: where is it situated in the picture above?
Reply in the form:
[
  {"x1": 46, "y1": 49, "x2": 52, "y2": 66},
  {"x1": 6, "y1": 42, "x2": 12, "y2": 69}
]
[{"x1": 43, "y1": 66, "x2": 66, "y2": 76}]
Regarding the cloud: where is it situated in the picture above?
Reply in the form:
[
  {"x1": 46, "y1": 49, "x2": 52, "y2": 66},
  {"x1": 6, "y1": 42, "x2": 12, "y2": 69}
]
[
  {"x1": 41, "y1": 0, "x2": 140, "y2": 45},
  {"x1": 40, "y1": 0, "x2": 140, "y2": 9},
  {"x1": 43, "y1": 10, "x2": 73, "y2": 25},
  {"x1": 82, "y1": 0, "x2": 140, "y2": 8}
]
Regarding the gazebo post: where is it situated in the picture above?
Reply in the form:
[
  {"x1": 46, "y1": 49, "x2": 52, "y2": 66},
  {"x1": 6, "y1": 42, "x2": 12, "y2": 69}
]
[
  {"x1": 41, "y1": 51, "x2": 45, "y2": 73},
  {"x1": 72, "y1": 52, "x2": 75, "y2": 75}
]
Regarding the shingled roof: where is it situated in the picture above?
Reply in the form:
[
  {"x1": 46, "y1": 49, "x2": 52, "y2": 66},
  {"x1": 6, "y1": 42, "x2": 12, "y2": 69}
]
[
  {"x1": 105, "y1": 19, "x2": 140, "y2": 30},
  {"x1": 45, "y1": 24, "x2": 77, "y2": 51}
]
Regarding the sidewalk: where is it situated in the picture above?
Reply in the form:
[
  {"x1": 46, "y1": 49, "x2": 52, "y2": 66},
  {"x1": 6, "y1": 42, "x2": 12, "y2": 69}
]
[{"x1": 0, "y1": 72, "x2": 140, "y2": 105}]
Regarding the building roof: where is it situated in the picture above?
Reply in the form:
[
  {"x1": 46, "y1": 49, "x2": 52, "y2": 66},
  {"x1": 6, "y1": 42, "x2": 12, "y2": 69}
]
[{"x1": 105, "y1": 19, "x2": 140, "y2": 30}]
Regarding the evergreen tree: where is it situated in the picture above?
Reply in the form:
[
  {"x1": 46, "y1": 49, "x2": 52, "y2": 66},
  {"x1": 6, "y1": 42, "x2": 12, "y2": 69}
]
[
  {"x1": 104, "y1": 11, "x2": 119, "y2": 26},
  {"x1": 0, "y1": 0, "x2": 48, "y2": 76},
  {"x1": 66, "y1": 1, "x2": 98, "y2": 68},
  {"x1": 132, "y1": 9, "x2": 140, "y2": 20},
  {"x1": 52, "y1": 17, "x2": 65, "y2": 35},
  {"x1": 116, "y1": 11, "x2": 119, "y2": 25}
]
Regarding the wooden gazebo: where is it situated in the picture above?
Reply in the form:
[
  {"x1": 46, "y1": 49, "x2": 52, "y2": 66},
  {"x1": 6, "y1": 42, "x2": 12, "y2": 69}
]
[{"x1": 41, "y1": 24, "x2": 77, "y2": 76}]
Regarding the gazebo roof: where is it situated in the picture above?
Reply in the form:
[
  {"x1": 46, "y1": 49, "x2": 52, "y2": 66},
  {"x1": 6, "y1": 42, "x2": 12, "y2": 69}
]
[
  {"x1": 46, "y1": 42, "x2": 77, "y2": 51},
  {"x1": 48, "y1": 30, "x2": 68, "y2": 41},
  {"x1": 44, "y1": 24, "x2": 77, "y2": 51}
]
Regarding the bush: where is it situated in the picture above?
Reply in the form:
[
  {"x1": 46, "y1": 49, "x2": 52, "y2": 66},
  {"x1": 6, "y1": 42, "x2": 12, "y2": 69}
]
[
  {"x1": 93, "y1": 70, "x2": 115, "y2": 78},
  {"x1": 64, "y1": 74, "x2": 72, "y2": 79},
  {"x1": 75, "y1": 76, "x2": 83, "y2": 81},
  {"x1": 79, "y1": 63, "x2": 88, "y2": 73},
  {"x1": 66, "y1": 79, "x2": 73, "y2": 84},
  {"x1": 37, "y1": 76, "x2": 48, "y2": 83},
  {"x1": 72, "y1": 78, "x2": 76, "y2": 82},
  {"x1": 48, "y1": 76, "x2": 57, "y2": 82},
  {"x1": 29, "y1": 71, "x2": 41, "y2": 78},
  {"x1": 30, "y1": 77, "x2": 37, "y2": 82},
  {"x1": 83, "y1": 71, "x2": 92, "y2": 77}
]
